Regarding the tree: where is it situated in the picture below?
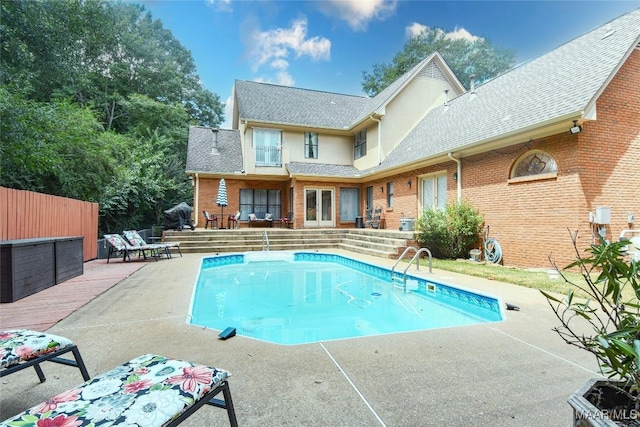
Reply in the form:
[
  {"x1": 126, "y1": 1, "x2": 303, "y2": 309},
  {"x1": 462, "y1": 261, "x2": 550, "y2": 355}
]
[
  {"x1": 361, "y1": 27, "x2": 516, "y2": 96},
  {"x1": 0, "y1": 0, "x2": 224, "y2": 130},
  {"x1": 1, "y1": 0, "x2": 223, "y2": 233},
  {"x1": 0, "y1": 87, "x2": 114, "y2": 201}
]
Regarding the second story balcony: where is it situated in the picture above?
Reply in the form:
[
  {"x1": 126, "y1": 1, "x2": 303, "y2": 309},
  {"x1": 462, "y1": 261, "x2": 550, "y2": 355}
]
[{"x1": 255, "y1": 146, "x2": 282, "y2": 167}]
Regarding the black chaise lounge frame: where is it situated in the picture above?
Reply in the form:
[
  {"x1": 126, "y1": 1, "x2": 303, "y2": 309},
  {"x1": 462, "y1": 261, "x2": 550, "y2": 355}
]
[
  {"x1": 167, "y1": 380, "x2": 238, "y2": 427},
  {"x1": 0, "y1": 344, "x2": 90, "y2": 383}
]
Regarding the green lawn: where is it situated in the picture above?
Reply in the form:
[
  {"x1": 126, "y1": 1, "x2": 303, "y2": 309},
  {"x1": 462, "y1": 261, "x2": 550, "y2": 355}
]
[
  {"x1": 418, "y1": 258, "x2": 585, "y2": 296},
  {"x1": 416, "y1": 258, "x2": 636, "y2": 301}
]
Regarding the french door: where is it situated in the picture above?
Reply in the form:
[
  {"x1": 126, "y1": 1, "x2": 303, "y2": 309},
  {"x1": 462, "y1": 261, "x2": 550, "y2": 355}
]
[{"x1": 304, "y1": 188, "x2": 334, "y2": 227}]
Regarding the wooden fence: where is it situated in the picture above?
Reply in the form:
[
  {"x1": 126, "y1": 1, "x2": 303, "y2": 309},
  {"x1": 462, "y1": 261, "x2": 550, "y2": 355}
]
[{"x1": 0, "y1": 187, "x2": 98, "y2": 261}]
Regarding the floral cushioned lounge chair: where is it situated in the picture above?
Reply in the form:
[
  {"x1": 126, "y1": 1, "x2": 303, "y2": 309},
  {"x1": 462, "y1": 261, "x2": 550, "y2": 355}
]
[
  {"x1": 0, "y1": 329, "x2": 90, "y2": 383},
  {"x1": 123, "y1": 230, "x2": 182, "y2": 259},
  {"x1": 0, "y1": 354, "x2": 238, "y2": 427},
  {"x1": 103, "y1": 234, "x2": 161, "y2": 263}
]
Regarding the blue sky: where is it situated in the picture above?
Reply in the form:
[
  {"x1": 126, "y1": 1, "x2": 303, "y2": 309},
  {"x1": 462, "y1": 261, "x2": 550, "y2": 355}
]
[{"x1": 137, "y1": 0, "x2": 640, "y2": 127}]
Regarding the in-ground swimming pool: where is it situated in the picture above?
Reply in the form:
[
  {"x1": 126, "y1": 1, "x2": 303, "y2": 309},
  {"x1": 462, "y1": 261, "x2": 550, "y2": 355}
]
[{"x1": 189, "y1": 252, "x2": 503, "y2": 345}]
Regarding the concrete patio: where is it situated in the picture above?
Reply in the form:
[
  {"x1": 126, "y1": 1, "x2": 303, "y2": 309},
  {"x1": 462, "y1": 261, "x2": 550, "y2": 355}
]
[{"x1": 0, "y1": 251, "x2": 601, "y2": 426}]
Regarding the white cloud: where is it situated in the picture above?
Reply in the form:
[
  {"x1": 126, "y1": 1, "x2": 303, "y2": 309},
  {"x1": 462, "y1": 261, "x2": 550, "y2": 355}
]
[
  {"x1": 446, "y1": 27, "x2": 480, "y2": 42},
  {"x1": 275, "y1": 70, "x2": 294, "y2": 86},
  {"x1": 206, "y1": 0, "x2": 232, "y2": 12},
  {"x1": 270, "y1": 58, "x2": 289, "y2": 70},
  {"x1": 405, "y1": 23, "x2": 481, "y2": 42},
  {"x1": 246, "y1": 17, "x2": 330, "y2": 86},
  {"x1": 221, "y1": 87, "x2": 234, "y2": 129},
  {"x1": 317, "y1": 0, "x2": 397, "y2": 31},
  {"x1": 405, "y1": 22, "x2": 428, "y2": 38}
]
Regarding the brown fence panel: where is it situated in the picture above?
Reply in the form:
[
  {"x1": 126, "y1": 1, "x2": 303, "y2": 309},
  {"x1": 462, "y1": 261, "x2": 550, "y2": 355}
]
[{"x1": 0, "y1": 187, "x2": 98, "y2": 261}]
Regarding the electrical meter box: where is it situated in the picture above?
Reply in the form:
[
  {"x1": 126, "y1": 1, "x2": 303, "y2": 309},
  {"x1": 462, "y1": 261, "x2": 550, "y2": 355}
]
[{"x1": 595, "y1": 207, "x2": 611, "y2": 224}]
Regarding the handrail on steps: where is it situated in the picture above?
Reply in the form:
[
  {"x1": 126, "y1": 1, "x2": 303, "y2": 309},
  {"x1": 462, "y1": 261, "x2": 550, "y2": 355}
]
[
  {"x1": 391, "y1": 246, "x2": 432, "y2": 290},
  {"x1": 262, "y1": 230, "x2": 270, "y2": 251}
]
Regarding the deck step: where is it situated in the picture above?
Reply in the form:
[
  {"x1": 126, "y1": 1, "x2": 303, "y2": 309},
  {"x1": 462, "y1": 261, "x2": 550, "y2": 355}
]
[{"x1": 163, "y1": 229, "x2": 417, "y2": 259}]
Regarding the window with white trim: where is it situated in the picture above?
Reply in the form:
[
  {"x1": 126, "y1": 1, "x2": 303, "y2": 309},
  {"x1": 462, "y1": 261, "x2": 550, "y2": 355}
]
[
  {"x1": 421, "y1": 174, "x2": 447, "y2": 210},
  {"x1": 304, "y1": 132, "x2": 318, "y2": 159},
  {"x1": 339, "y1": 187, "x2": 360, "y2": 221},
  {"x1": 386, "y1": 182, "x2": 394, "y2": 208},
  {"x1": 354, "y1": 129, "x2": 366, "y2": 160},
  {"x1": 511, "y1": 150, "x2": 557, "y2": 178},
  {"x1": 254, "y1": 128, "x2": 282, "y2": 166}
]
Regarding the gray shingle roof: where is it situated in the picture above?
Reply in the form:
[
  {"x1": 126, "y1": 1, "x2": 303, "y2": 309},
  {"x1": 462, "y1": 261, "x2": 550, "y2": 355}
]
[
  {"x1": 368, "y1": 9, "x2": 640, "y2": 173},
  {"x1": 286, "y1": 162, "x2": 363, "y2": 178},
  {"x1": 192, "y1": 9, "x2": 639, "y2": 178},
  {"x1": 235, "y1": 81, "x2": 369, "y2": 129},
  {"x1": 234, "y1": 53, "x2": 456, "y2": 131},
  {"x1": 186, "y1": 126, "x2": 243, "y2": 174}
]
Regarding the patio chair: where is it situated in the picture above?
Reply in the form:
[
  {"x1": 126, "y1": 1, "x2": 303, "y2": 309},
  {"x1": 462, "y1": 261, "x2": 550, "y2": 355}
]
[
  {"x1": 371, "y1": 207, "x2": 383, "y2": 229},
  {"x1": 279, "y1": 211, "x2": 294, "y2": 228},
  {"x1": 203, "y1": 210, "x2": 218, "y2": 229},
  {"x1": 1, "y1": 354, "x2": 237, "y2": 427},
  {"x1": 363, "y1": 208, "x2": 373, "y2": 228},
  {"x1": 123, "y1": 229, "x2": 182, "y2": 258},
  {"x1": 0, "y1": 329, "x2": 90, "y2": 383},
  {"x1": 103, "y1": 234, "x2": 161, "y2": 263},
  {"x1": 227, "y1": 211, "x2": 241, "y2": 229}
]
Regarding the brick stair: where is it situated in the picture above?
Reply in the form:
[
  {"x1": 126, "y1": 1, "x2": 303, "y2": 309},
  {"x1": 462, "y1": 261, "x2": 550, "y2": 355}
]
[{"x1": 163, "y1": 228, "x2": 417, "y2": 259}]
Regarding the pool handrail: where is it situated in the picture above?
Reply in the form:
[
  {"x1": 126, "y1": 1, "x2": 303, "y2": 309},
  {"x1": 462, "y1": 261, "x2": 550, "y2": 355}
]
[{"x1": 392, "y1": 246, "x2": 432, "y2": 292}]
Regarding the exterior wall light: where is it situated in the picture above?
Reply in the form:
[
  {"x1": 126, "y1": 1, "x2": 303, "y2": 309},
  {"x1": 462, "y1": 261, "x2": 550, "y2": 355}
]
[{"x1": 569, "y1": 120, "x2": 582, "y2": 134}]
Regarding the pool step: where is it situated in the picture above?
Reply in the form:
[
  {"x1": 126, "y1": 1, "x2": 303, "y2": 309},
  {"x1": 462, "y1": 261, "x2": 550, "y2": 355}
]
[{"x1": 162, "y1": 229, "x2": 417, "y2": 259}]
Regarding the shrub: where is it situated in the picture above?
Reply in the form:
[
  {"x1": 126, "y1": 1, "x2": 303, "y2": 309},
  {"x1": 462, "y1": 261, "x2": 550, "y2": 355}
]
[
  {"x1": 541, "y1": 233, "x2": 639, "y2": 405},
  {"x1": 415, "y1": 200, "x2": 483, "y2": 259}
]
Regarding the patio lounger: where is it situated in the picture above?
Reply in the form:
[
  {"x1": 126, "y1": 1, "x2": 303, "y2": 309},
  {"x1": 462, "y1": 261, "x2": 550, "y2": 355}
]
[
  {"x1": 0, "y1": 354, "x2": 238, "y2": 427},
  {"x1": 0, "y1": 329, "x2": 90, "y2": 383},
  {"x1": 103, "y1": 234, "x2": 161, "y2": 263},
  {"x1": 123, "y1": 229, "x2": 182, "y2": 259}
]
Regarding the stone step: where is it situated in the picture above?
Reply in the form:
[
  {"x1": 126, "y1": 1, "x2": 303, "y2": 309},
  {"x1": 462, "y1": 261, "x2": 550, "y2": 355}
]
[{"x1": 163, "y1": 229, "x2": 417, "y2": 260}]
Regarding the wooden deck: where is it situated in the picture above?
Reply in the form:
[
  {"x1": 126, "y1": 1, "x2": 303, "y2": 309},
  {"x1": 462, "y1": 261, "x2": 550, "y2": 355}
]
[{"x1": 0, "y1": 259, "x2": 149, "y2": 331}]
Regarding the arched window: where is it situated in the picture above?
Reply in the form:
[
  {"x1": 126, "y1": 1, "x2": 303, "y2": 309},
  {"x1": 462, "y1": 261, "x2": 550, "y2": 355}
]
[{"x1": 511, "y1": 150, "x2": 557, "y2": 178}]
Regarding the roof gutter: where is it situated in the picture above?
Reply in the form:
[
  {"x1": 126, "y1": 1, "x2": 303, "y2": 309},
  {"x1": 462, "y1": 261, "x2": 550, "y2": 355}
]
[
  {"x1": 369, "y1": 114, "x2": 382, "y2": 165},
  {"x1": 448, "y1": 153, "x2": 461, "y2": 203}
]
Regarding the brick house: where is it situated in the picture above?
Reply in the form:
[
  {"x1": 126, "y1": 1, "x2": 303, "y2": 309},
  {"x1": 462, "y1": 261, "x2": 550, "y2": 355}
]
[{"x1": 186, "y1": 9, "x2": 640, "y2": 268}]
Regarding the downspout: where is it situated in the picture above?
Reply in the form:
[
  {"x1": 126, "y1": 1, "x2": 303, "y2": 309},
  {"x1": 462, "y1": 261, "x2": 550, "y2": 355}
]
[
  {"x1": 193, "y1": 173, "x2": 200, "y2": 227},
  {"x1": 448, "y1": 152, "x2": 461, "y2": 203},
  {"x1": 369, "y1": 115, "x2": 382, "y2": 165}
]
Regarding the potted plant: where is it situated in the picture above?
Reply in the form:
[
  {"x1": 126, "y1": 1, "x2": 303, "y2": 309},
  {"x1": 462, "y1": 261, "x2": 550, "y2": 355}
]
[{"x1": 540, "y1": 232, "x2": 639, "y2": 426}]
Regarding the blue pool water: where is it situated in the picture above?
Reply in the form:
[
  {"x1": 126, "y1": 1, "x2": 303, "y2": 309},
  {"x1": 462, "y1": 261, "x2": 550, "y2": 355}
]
[{"x1": 189, "y1": 252, "x2": 503, "y2": 345}]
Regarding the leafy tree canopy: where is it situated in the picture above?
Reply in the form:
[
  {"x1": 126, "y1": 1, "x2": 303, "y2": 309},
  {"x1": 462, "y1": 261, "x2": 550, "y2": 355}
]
[
  {"x1": 361, "y1": 27, "x2": 516, "y2": 96},
  {"x1": 1, "y1": 0, "x2": 223, "y2": 129},
  {"x1": 0, "y1": 0, "x2": 224, "y2": 232}
]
